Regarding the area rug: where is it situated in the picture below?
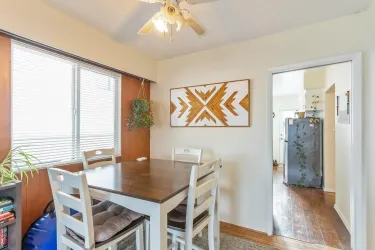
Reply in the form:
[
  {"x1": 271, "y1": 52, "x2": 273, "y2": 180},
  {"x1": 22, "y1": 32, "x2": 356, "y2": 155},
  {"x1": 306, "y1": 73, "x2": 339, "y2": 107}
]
[{"x1": 118, "y1": 230, "x2": 278, "y2": 250}]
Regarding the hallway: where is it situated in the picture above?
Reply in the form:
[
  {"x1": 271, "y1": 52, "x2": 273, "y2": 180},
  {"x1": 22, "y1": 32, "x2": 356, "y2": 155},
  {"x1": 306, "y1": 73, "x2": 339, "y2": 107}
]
[{"x1": 273, "y1": 166, "x2": 351, "y2": 249}]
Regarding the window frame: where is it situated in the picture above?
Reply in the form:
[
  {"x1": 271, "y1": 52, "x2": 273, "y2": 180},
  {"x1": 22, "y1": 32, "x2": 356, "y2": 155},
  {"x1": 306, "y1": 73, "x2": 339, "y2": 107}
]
[{"x1": 11, "y1": 40, "x2": 122, "y2": 169}]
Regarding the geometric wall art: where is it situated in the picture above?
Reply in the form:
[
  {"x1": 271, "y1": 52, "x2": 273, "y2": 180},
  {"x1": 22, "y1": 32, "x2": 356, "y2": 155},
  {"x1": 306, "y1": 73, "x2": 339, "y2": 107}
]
[{"x1": 170, "y1": 79, "x2": 250, "y2": 127}]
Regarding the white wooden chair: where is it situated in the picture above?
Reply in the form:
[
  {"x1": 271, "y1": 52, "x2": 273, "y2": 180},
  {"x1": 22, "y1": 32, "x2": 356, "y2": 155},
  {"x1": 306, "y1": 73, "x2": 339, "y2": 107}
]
[
  {"x1": 172, "y1": 148, "x2": 203, "y2": 164},
  {"x1": 169, "y1": 159, "x2": 220, "y2": 250},
  {"x1": 145, "y1": 159, "x2": 220, "y2": 250},
  {"x1": 48, "y1": 168, "x2": 144, "y2": 250},
  {"x1": 82, "y1": 148, "x2": 116, "y2": 170}
]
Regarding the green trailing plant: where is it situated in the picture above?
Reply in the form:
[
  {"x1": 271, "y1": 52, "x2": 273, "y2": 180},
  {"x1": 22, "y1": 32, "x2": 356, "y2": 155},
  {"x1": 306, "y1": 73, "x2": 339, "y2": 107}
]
[
  {"x1": 310, "y1": 95, "x2": 319, "y2": 119},
  {"x1": 292, "y1": 95, "x2": 322, "y2": 186},
  {"x1": 0, "y1": 147, "x2": 39, "y2": 185},
  {"x1": 127, "y1": 98, "x2": 155, "y2": 130},
  {"x1": 127, "y1": 80, "x2": 155, "y2": 131},
  {"x1": 311, "y1": 122, "x2": 321, "y2": 179},
  {"x1": 293, "y1": 122, "x2": 307, "y2": 186},
  {"x1": 309, "y1": 95, "x2": 321, "y2": 179}
]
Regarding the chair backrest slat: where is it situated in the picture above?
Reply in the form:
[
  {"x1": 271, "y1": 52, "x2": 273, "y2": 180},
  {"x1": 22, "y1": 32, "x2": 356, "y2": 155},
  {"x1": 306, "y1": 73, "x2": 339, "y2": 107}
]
[
  {"x1": 193, "y1": 195, "x2": 213, "y2": 219},
  {"x1": 61, "y1": 234, "x2": 84, "y2": 250},
  {"x1": 48, "y1": 168, "x2": 95, "y2": 250},
  {"x1": 197, "y1": 162, "x2": 215, "y2": 178},
  {"x1": 59, "y1": 211, "x2": 85, "y2": 233},
  {"x1": 172, "y1": 147, "x2": 203, "y2": 164},
  {"x1": 185, "y1": 159, "x2": 221, "y2": 249},
  {"x1": 56, "y1": 191, "x2": 83, "y2": 213},
  {"x1": 82, "y1": 148, "x2": 116, "y2": 170},
  {"x1": 195, "y1": 178, "x2": 217, "y2": 198},
  {"x1": 49, "y1": 170, "x2": 83, "y2": 190}
]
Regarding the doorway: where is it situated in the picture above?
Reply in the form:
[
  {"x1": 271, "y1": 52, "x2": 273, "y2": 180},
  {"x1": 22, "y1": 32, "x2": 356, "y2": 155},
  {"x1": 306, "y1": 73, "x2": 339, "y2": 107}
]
[
  {"x1": 278, "y1": 110, "x2": 297, "y2": 165},
  {"x1": 267, "y1": 54, "x2": 365, "y2": 250}
]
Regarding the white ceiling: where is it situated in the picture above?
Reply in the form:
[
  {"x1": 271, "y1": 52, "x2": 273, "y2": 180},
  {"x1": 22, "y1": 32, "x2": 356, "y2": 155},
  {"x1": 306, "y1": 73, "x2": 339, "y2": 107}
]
[
  {"x1": 43, "y1": 0, "x2": 370, "y2": 59},
  {"x1": 273, "y1": 70, "x2": 305, "y2": 97}
]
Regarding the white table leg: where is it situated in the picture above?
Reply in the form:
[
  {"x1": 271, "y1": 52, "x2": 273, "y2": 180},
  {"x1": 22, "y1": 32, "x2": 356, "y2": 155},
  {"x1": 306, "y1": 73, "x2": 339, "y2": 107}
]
[
  {"x1": 214, "y1": 185, "x2": 220, "y2": 250},
  {"x1": 150, "y1": 205, "x2": 168, "y2": 250}
]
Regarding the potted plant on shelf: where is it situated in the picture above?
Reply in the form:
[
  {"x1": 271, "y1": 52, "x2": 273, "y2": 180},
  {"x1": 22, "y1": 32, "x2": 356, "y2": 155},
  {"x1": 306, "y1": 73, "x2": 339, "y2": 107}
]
[
  {"x1": 127, "y1": 80, "x2": 155, "y2": 131},
  {"x1": 0, "y1": 147, "x2": 39, "y2": 185}
]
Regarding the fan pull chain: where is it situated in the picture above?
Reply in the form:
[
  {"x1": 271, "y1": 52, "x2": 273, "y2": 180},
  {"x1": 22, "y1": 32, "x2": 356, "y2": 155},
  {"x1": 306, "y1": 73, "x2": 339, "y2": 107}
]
[{"x1": 170, "y1": 23, "x2": 174, "y2": 43}]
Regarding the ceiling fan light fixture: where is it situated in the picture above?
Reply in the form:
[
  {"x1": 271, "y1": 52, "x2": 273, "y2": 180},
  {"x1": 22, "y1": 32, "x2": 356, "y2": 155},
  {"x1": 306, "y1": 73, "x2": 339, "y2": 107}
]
[
  {"x1": 176, "y1": 20, "x2": 183, "y2": 32},
  {"x1": 152, "y1": 16, "x2": 169, "y2": 32},
  {"x1": 137, "y1": 0, "x2": 208, "y2": 36}
]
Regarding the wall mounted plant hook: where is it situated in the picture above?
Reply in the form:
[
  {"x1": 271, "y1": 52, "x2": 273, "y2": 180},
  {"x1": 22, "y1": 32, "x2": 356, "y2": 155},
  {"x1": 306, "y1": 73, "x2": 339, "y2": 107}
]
[{"x1": 138, "y1": 79, "x2": 146, "y2": 99}]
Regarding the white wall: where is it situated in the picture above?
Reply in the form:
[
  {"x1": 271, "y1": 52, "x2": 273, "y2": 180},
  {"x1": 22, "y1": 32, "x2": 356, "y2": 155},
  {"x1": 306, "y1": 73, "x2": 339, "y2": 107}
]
[
  {"x1": 325, "y1": 62, "x2": 352, "y2": 230},
  {"x1": 366, "y1": 2, "x2": 375, "y2": 247},
  {"x1": 0, "y1": 0, "x2": 157, "y2": 81},
  {"x1": 304, "y1": 67, "x2": 326, "y2": 89},
  {"x1": 151, "y1": 2, "x2": 375, "y2": 249},
  {"x1": 324, "y1": 86, "x2": 336, "y2": 193},
  {"x1": 272, "y1": 96, "x2": 299, "y2": 163}
]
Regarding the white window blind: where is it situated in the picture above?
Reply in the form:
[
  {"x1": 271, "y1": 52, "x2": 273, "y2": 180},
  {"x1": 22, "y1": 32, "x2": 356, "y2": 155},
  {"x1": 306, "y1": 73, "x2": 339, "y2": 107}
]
[
  {"x1": 79, "y1": 68, "x2": 118, "y2": 154},
  {"x1": 11, "y1": 42, "x2": 120, "y2": 167}
]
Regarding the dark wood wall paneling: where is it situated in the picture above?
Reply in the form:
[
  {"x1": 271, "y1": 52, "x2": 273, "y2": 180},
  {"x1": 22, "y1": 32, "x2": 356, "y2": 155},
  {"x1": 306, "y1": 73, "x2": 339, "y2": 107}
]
[
  {"x1": 121, "y1": 75, "x2": 151, "y2": 161},
  {"x1": 0, "y1": 35, "x2": 11, "y2": 160},
  {"x1": 0, "y1": 35, "x2": 151, "y2": 234}
]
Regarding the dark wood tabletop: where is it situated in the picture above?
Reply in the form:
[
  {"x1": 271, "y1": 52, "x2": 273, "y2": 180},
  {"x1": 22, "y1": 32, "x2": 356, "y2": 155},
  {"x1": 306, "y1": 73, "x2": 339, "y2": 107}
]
[{"x1": 84, "y1": 159, "x2": 197, "y2": 203}]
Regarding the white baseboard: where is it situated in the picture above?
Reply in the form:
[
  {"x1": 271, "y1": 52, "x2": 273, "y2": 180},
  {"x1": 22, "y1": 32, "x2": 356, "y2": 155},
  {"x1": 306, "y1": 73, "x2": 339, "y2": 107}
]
[
  {"x1": 334, "y1": 204, "x2": 350, "y2": 233},
  {"x1": 323, "y1": 187, "x2": 336, "y2": 193}
]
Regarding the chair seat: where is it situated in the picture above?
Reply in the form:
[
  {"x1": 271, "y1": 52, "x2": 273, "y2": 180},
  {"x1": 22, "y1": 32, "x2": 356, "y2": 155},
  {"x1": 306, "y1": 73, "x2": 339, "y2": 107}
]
[
  {"x1": 168, "y1": 204, "x2": 209, "y2": 231},
  {"x1": 66, "y1": 201, "x2": 143, "y2": 244},
  {"x1": 145, "y1": 204, "x2": 209, "y2": 232},
  {"x1": 95, "y1": 217, "x2": 144, "y2": 248}
]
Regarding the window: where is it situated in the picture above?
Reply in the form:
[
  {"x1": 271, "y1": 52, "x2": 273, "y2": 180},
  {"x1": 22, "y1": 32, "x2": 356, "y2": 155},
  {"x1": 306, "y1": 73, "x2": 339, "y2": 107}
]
[{"x1": 11, "y1": 42, "x2": 120, "y2": 167}]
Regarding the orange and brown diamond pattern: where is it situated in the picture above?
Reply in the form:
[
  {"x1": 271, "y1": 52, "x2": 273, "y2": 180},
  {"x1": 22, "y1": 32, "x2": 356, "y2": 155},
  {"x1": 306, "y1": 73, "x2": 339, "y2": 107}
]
[{"x1": 170, "y1": 80, "x2": 250, "y2": 127}]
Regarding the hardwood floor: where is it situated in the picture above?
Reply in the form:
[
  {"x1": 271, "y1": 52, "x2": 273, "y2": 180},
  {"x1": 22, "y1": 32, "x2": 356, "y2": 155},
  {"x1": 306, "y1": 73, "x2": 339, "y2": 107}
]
[{"x1": 273, "y1": 166, "x2": 351, "y2": 249}]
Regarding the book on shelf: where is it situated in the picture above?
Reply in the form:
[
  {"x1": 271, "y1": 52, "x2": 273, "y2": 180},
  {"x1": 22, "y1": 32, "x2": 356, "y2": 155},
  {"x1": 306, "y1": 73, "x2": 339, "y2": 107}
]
[
  {"x1": 0, "y1": 216, "x2": 14, "y2": 225},
  {"x1": 0, "y1": 197, "x2": 13, "y2": 210},
  {"x1": 0, "y1": 212, "x2": 13, "y2": 221},
  {"x1": 0, "y1": 227, "x2": 8, "y2": 249},
  {"x1": 0, "y1": 204, "x2": 14, "y2": 213}
]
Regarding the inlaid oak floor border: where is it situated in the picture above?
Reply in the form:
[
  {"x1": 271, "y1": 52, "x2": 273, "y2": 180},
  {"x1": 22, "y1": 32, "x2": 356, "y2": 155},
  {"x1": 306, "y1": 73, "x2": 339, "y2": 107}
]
[{"x1": 220, "y1": 221, "x2": 339, "y2": 250}]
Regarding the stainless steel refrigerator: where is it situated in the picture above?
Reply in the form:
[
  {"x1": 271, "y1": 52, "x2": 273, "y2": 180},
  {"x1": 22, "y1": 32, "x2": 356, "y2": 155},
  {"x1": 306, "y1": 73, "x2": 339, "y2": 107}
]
[{"x1": 283, "y1": 117, "x2": 323, "y2": 188}]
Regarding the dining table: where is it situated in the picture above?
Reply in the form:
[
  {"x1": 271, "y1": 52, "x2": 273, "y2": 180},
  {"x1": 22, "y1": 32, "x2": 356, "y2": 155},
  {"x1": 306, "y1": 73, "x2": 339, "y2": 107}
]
[{"x1": 84, "y1": 159, "x2": 221, "y2": 250}]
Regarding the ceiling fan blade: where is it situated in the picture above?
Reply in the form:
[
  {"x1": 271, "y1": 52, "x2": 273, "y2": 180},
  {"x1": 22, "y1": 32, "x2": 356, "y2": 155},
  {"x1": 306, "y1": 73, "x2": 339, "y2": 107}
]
[
  {"x1": 182, "y1": 11, "x2": 205, "y2": 35},
  {"x1": 138, "y1": 13, "x2": 160, "y2": 35},
  {"x1": 184, "y1": 0, "x2": 218, "y2": 5},
  {"x1": 138, "y1": 21, "x2": 154, "y2": 35},
  {"x1": 186, "y1": 16, "x2": 205, "y2": 35}
]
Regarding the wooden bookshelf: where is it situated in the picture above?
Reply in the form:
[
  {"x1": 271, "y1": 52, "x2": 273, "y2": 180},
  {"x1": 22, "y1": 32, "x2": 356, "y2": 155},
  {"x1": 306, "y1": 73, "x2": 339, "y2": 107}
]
[
  {"x1": 0, "y1": 182, "x2": 21, "y2": 250},
  {"x1": 0, "y1": 220, "x2": 16, "y2": 229}
]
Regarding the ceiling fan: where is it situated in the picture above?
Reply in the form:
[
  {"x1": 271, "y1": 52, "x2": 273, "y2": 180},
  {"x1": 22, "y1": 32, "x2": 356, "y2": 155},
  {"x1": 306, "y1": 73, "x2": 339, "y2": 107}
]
[{"x1": 137, "y1": 0, "x2": 218, "y2": 36}]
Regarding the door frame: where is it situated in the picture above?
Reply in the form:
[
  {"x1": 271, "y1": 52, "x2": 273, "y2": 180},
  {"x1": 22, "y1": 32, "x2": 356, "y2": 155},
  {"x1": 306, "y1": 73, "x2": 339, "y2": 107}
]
[
  {"x1": 323, "y1": 85, "x2": 336, "y2": 193},
  {"x1": 265, "y1": 53, "x2": 365, "y2": 250}
]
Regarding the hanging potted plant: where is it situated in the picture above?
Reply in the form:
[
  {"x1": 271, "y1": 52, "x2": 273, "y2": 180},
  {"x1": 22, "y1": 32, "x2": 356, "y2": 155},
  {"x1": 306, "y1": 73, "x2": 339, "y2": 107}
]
[
  {"x1": 0, "y1": 147, "x2": 39, "y2": 185},
  {"x1": 127, "y1": 80, "x2": 155, "y2": 131}
]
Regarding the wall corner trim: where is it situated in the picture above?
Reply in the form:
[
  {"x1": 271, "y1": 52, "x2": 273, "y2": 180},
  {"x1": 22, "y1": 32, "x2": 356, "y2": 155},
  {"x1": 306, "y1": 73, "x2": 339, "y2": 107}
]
[
  {"x1": 334, "y1": 204, "x2": 350, "y2": 233},
  {"x1": 323, "y1": 187, "x2": 336, "y2": 193}
]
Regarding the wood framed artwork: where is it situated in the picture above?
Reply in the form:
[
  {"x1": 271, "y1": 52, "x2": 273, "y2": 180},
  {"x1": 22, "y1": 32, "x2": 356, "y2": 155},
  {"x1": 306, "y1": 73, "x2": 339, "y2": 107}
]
[{"x1": 170, "y1": 79, "x2": 250, "y2": 127}]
